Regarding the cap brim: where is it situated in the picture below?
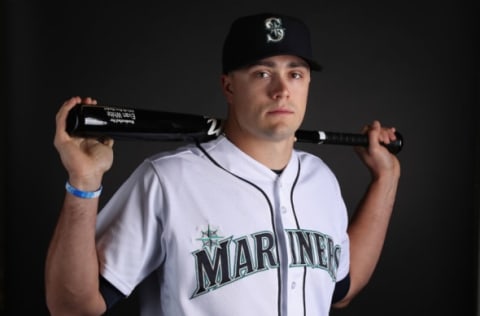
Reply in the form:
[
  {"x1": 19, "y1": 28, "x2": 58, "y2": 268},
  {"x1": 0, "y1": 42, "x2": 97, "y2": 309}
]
[{"x1": 305, "y1": 59, "x2": 322, "y2": 71}]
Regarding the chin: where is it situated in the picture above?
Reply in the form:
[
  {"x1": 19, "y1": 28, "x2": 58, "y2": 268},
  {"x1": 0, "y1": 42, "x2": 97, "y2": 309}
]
[{"x1": 263, "y1": 129, "x2": 296, "y2": 142}]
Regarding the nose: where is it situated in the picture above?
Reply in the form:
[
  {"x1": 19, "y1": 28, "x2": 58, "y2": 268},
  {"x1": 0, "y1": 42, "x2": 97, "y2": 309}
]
[{"x1": 269, "y1": 76, "x2": 290, "y2": 100}]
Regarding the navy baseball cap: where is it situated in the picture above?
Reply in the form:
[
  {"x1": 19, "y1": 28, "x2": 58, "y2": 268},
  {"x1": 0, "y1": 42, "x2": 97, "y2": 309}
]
[{"x1": 222, "y1": 13, "x2": 322, "y2": 74}]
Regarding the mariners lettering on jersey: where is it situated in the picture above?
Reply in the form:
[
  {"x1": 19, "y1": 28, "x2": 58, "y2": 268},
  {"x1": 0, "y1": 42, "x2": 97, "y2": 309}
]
[
  {"x1": 286, "y1": 229, "x2": 341, "y2": 281},
  {"x1": 191, "y1": 228, "x2": 341, "y2": 298}
]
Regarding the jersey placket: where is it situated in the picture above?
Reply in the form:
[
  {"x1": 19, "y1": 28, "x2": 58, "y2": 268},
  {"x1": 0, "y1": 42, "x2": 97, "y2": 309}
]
[{"x1": 273, "y1": 170, "x2": 303, "y2": 316}]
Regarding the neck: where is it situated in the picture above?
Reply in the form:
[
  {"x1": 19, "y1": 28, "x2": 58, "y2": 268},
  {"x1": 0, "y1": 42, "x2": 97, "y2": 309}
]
[{"x1": 223, "y1": 125, "x2": 295, "y2": 170}]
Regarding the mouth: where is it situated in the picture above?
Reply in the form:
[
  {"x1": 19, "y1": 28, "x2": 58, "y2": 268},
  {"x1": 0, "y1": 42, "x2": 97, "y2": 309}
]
[{"x1": 266, "y1": 107, "x2": 294, "y2": 115}]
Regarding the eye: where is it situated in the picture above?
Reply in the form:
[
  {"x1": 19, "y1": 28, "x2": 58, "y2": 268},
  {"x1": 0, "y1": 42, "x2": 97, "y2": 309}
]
[
  {"x1": 255, "y1": 71, "x2": 271, "y2": 79},
  {"x1": 291, "y1": 71, "x2": 303, "y2": 79}
]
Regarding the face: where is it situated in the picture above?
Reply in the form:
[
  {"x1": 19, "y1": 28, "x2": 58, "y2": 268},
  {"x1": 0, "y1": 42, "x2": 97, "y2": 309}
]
[{"x1": 222, "y1": 54, "x2": 311, "y2": 143}]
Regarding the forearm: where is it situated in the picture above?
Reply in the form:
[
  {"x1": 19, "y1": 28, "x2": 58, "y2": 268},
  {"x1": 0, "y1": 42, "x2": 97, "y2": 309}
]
[
  {"x1": 45, "y1": 193, "x2": 106, "y2": 316},
  {"x1": 336, "y1": 171, "x2": 399, "y2": 306}
]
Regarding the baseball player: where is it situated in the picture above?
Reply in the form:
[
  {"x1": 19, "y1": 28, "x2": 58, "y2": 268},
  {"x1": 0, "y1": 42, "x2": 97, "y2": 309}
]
[{"x1": 45, "y1": 12, "x2": 400, "y2": 316}]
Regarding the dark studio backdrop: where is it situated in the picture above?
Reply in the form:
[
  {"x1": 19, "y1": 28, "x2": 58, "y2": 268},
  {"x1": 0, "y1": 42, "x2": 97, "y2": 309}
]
[{"x1": 2, "y1": 0, "x2": 479, "y2": 315}]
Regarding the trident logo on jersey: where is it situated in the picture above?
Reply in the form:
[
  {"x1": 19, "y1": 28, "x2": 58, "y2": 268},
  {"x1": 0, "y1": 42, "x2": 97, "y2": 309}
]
[{"x1": 265, "y1": 17, "x2": 285, "y2": 43}]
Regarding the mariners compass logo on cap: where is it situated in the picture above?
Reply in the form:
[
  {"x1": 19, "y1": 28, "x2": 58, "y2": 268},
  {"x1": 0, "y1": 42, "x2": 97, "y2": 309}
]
[
  {"x1": 222, "y1": 12, "x2": 322, "y2": 74},
  {"x1": 265, "y1": 17, "x2": 285, "y2": 43}
]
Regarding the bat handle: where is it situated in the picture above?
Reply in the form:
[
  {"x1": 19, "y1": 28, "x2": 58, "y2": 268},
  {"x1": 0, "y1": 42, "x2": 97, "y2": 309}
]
[{"x1": 295, "y1": 130, "x2": 404, "y2": 154}]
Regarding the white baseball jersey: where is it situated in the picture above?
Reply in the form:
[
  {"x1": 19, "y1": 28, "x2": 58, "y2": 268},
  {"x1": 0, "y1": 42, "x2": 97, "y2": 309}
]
[{"x1": 96, "y1": 135, "x2": 350, "y2": 316}]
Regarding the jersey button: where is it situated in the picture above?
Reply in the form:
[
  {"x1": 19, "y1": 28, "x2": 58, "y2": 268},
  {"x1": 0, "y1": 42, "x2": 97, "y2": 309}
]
[
  {"x1": 281, "y1": 206, "x2": 287, "y2": 214},
  {"x1": 291, "y1": 282, "x2": 297, "y2": 289}
]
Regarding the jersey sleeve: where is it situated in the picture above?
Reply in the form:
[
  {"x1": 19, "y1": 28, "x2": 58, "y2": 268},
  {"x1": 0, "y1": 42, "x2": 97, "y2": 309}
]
[
  {"x1": 329, "y1": 160, "x2": 350, "y2": 284},
  {"x1": 96, "y1": 160, "x2": 165, "y2": 296},
  {"x1": 99, "y1": 275, "x2": 126, "y2": 309},
  {"x1": 331, "y1": 273, "x2": 350, "y2": 303},
  {"x1": 336, "y1": 214, "x2": 350, "y2": 285}
]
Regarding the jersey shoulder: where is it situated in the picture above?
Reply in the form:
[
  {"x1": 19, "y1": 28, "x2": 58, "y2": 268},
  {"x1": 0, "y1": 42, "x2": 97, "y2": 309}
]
[
  {"x1": 143, "y1": 137, "x2": 225, "y2": 171},
  {"x1": 294, "y1": 149, "x2": 333, "y2": 172}
]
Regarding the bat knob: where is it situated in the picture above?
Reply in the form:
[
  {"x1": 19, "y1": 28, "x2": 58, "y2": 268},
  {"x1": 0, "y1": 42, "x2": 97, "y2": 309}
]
[{"x1": 384, "y1": 131, "x2": 403, "y2": 154}]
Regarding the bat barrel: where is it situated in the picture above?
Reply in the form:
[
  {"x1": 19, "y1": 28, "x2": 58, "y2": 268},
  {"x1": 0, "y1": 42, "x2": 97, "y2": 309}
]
[{"x1": 66, "y1": 104, "x2": 221, "y2": 142}]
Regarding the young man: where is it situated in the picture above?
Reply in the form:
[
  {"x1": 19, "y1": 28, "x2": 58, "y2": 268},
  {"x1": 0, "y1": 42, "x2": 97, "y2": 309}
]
[{"x1": 45, "y1": 13, "x2": 400, "y2": 316}]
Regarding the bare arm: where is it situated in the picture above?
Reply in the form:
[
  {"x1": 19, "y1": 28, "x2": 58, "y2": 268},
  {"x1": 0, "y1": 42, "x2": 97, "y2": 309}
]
[
  {"x1": 334, "y1": 120, "x2": 401, "y2": 308},
  {"x1": 45, "y1": 97, "x2": 114, "y2": 316}
]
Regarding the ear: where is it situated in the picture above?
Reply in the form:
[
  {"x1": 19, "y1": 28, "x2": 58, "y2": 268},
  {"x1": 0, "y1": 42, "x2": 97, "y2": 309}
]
[{"x1": 221, "y1": 74, "x2": 234, "y2": 101}]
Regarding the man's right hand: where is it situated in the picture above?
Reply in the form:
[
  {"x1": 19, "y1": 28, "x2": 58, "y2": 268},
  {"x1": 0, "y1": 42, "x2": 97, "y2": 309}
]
[{"x1": 54, "y1": 96, "x2": 114, "y2": 191}]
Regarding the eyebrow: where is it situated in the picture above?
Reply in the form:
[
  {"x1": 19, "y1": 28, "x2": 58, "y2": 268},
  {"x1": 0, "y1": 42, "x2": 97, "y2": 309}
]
[{"x1": 246, "y1": 59, "x2": 310, "y2": 70}]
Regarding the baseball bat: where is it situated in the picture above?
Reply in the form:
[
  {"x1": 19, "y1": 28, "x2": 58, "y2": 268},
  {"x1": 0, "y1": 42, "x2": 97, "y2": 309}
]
[{"x1": 66, "y1": 104, "x2": 403, "y2": 154}]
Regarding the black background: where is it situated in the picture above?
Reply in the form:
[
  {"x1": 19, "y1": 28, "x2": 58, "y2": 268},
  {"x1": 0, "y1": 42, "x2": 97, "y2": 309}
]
[{"x1": 2, "y1": 0, "x2": 479, "y2": 315}]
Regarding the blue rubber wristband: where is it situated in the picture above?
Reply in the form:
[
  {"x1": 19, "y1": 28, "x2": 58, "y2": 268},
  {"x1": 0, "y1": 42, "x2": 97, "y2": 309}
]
[{"x1": 65, "y1": 181, "x2": 103, "y2": 199}]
